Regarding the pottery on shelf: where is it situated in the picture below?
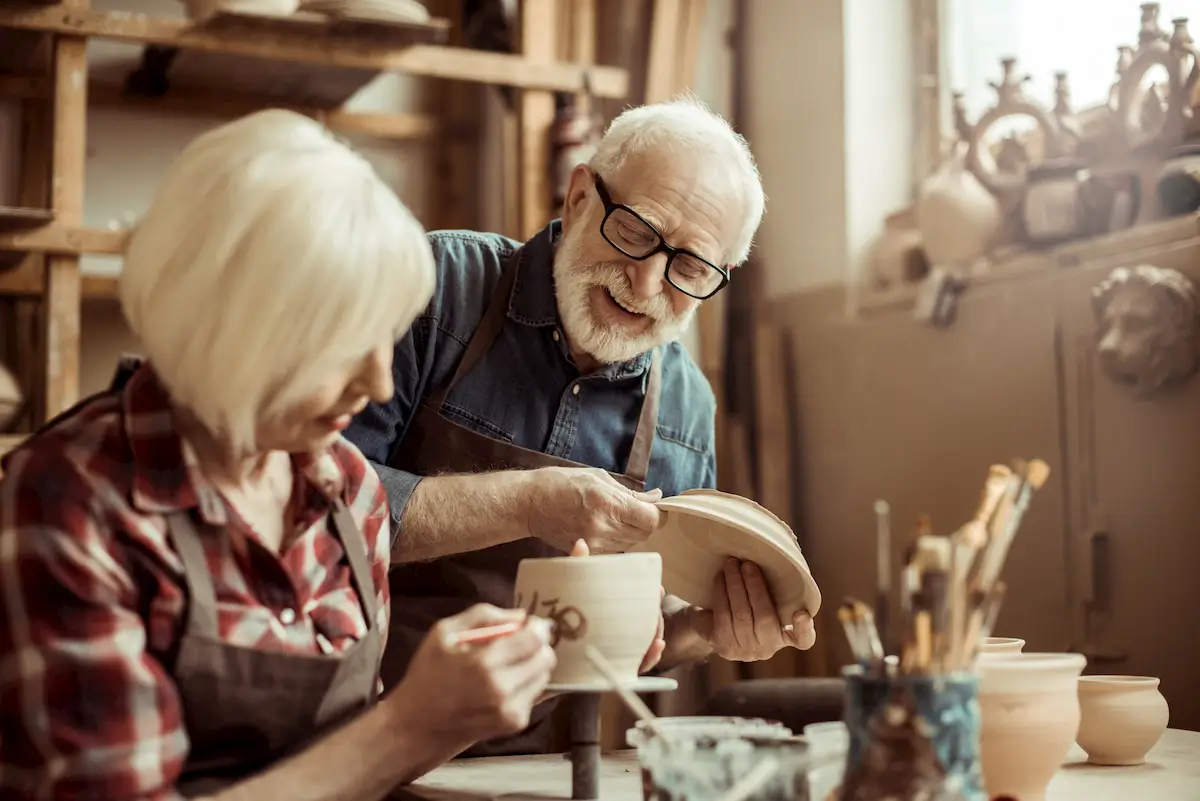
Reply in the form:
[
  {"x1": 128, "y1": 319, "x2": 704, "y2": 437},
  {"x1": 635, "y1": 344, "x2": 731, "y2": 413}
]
[
  {"x1": 915, "y1": 146, "x2": 1002, "y2": 267},
  {"x1": 977, "y1": 652, "x2": 1087, "y2": 801},
  {"x1": 1077, "y1": 675, "x2": 1170, "y2": 766},
  {"x1": 182, "y1": 0, "x2": 300, "y2": 18},
  {"x1": 981, "y1": 637, "x2": 1026, "y2": 654},
  {"x1": 513, "y1": 552, "x2": 661, "y2": 687},
  {"x1": 299, "y1": 0, "x2": 430, "y2": 22},
  {"x1": 628, "y1": 489, "x2": 821, "y2": 627}
]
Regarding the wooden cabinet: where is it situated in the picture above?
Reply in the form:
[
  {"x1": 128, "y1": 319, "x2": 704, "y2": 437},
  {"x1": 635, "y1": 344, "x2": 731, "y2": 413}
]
[{"x1": 785, "y1": 216, "x2": 1200, "y2": 729}]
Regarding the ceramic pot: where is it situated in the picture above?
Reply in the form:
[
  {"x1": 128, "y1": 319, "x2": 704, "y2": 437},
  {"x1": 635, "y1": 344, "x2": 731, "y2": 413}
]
[
  {"x1": 864, "y1": 208, "x2": 929, "y2": 290},
  {"x1": 915, "y1": 149, "x2": 1002, "y2": 267},
  {"x1": 978, "y1": 652, "x2": 1087, "y2": 801},
  {"x1": 981, "y1": 637, "x2": 1025, "y2": 654},
  {"x1": 513, "y1": 552, "x2": 661, "y2": 687},
  {"x1": 1077, "y1": 676, "x2": 1170, "y2": 766}
]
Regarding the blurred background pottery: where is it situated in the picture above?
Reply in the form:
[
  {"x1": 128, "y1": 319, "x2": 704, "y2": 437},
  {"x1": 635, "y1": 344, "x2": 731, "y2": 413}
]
[
  {"x1": 182, "y1": 0, "x2": 300, "y2": 18},
  {"x1": 977, "y1": 652, "x2": 1087, "y2": 801},
  {"x1": 982, "y1": 637, "x2": 1026, "y2": 654},
  {"x1": 1077, "y1": 676, "x2": 1170, "y2": 766},
  {"x1": 513, "y1": 552, "x2": 661, "y2": 687}
]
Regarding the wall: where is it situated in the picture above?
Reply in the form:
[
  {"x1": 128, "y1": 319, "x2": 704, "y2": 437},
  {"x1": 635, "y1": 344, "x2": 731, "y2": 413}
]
[{"x1": 742, "y1": 0, "x2": 915, "y2": 301}]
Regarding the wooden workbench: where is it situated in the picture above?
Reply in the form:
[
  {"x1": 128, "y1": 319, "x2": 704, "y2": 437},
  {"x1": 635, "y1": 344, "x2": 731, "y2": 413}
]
[{"x1": 394, "y1": 729, "x2": 1200, "y2": 800}]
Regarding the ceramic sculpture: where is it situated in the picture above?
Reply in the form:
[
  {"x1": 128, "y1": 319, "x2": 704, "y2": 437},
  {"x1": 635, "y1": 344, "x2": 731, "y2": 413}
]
[{"x1": 1077, "y1": 675, "x2": 1170, "y2": 766}]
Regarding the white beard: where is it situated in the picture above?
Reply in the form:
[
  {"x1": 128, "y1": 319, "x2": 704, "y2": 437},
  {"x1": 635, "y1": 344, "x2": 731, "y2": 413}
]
[{"x1": 552, "y1": 229, "x2": 695, "y2": 365}]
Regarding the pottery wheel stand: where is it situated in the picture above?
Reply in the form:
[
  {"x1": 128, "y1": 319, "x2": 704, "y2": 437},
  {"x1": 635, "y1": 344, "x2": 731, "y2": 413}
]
[{"x1": 552, "y1": 677, "x2": 679, "y2": 800}]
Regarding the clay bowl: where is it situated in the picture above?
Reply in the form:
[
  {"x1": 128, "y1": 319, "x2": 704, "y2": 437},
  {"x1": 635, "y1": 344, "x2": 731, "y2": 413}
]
[
  {"x1": 630, "y1": 489, "x2": 821, "y2": 627},
  {"x1": 1077, "y1": 676, "x2": 1170, "y2": 766},
  {"x1": 513, "y1": 552, "x2": 661, "y2": 687},
  {"x1": 982, "y1": 637, "x2": 1026, "y2": 654},
  {"x1": 977, "y1": 652, "x2": 1087, "y2": 801}
]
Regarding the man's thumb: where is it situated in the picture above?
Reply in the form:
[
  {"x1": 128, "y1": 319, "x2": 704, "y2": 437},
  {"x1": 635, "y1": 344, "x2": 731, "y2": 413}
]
[{"x1": 570, "y1": 538, "x2": 590, "y2": 557}]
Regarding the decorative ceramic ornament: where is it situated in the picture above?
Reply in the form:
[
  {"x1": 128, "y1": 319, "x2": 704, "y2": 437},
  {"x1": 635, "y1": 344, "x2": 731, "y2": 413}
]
[
  {"x1": 513, "y1": 552, "x2": 675, "y2": 692},
  {"x1": 629, "y1": 489, "x2": 821, "y2": 626}
]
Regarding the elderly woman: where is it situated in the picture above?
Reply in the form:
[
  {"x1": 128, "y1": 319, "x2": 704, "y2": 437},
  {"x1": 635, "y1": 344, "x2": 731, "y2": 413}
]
[{"x1": 0, "y1": 110, "x2": 555, "y2": 801}]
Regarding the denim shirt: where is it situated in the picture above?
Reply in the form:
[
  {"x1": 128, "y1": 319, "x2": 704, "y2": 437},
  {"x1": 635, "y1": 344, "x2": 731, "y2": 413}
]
[{"x1": 343, "y1": 220, "x2": 718, "y2": 533}]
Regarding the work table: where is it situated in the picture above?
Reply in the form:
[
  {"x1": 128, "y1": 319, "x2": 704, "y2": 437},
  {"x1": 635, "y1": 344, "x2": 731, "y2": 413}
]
[{"x1": 393, "y1": 728, "x2": 1200, "y2": 800}]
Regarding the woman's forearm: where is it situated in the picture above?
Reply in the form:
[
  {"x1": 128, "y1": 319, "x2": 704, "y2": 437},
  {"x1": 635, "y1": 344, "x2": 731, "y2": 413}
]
[{"x1": 203, "y1": 696, "x2": 463, "y2": 801}]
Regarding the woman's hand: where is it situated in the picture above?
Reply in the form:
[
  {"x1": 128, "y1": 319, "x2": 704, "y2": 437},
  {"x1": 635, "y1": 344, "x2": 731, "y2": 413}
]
[{"x1": 385, "y1": 604, "x2": 557, "y2": 754}]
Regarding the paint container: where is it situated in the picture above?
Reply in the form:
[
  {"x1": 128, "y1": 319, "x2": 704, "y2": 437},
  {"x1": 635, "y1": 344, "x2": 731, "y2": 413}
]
[{"x1": 626, "y1": 717, "x2": 812, "y2": 801}]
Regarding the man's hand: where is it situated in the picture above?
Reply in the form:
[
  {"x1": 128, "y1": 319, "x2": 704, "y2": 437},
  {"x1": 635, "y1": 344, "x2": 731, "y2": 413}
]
[
  {"x1": 567, "y1": 538, "x2": 666, "y2": 674},
  {"x1": 665, "y1": 558, "x2": 816, "y2": 664},
  {"x1": 526, "y1": 466, "x2": 663, "y2": 553}
]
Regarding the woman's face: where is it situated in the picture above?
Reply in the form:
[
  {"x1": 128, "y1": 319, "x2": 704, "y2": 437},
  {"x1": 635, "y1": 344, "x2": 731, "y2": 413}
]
[{"x1": 258, "y1": 342, "x2": 394, "y2": 454}]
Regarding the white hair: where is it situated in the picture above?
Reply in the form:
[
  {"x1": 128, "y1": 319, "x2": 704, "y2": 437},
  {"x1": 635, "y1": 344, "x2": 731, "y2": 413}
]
[
  {"x1": 587, "y1": 93, "x2": 765, "y2": 266},
  {"x1": 120, "y1": 109, "x2": 435, "y2": 455}
]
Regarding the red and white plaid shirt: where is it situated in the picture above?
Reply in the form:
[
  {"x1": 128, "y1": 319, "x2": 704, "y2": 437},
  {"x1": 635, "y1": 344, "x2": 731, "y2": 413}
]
[{"x1": 0, "y1": 364, "x2": 391, "y2": 801}]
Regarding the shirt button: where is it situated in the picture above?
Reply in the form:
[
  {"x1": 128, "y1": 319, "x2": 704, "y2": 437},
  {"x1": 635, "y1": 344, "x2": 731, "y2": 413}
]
[
  {"x1": 279, "y1": 608, "x2": 297, "y2": 626},
  {"x1": 553, "y1": 330, "x2": 560, "y2": 341},
  {"x1": 572, "y1": 384, "x2": 580, "y2": 396}
]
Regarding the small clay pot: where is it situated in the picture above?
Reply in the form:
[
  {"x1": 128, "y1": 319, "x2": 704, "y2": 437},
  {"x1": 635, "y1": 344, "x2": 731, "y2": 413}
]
[
  {"x1": 1077, "y1": 676, "x2": 1170, "y2": 766},
  {"x1": 981, "y1": 637, "x2": 1026, "y2": 654},
  {"x1": 978, "y1": 652, "x2": 1087, "y2": 801}
]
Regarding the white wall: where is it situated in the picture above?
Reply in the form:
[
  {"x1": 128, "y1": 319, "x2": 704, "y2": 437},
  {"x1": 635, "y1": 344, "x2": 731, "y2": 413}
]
[{"x1": 743, "y1": 0, "x2": 916, "y2": 300}]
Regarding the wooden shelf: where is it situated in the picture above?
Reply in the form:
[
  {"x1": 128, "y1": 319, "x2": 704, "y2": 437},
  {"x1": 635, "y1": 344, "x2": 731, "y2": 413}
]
[
  {"x1": 0, "y1": 6, "x2": 630, "y2": 97},
  {"x1": 0, "y1": 206, "x2": 53, "y2": 232},
  {"x1": 0, "y1": 258, "x2": 118, "y2": 300}
]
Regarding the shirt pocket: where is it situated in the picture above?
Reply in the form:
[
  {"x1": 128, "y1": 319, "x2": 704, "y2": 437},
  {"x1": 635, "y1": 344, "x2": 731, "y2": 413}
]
[{"x1": 442, "y1": 402, "x2": 517, "y2": 443}]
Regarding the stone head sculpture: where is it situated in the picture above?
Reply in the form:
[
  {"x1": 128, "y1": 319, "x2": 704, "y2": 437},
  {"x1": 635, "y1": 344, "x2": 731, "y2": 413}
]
[{"x1": 1091, "y1": 264, "x2": 1199, "y2": 399}]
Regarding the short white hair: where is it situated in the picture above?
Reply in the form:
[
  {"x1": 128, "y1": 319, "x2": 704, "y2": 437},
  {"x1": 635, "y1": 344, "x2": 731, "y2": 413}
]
[
  {"x1": 588, "y1": 94, "x2": 765, "y2": 266},
  {"x1": 120, "y1": 109, "x2": 435, "y2": 454}
]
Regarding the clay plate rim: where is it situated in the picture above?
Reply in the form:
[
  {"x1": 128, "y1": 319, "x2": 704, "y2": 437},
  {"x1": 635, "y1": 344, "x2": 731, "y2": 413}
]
[
  {"x1": 632, "y1": 489, "x2": 821, "y2": 619},
  {"x1": 545, "y1": 676, "x2": 679, "y2": 693}
]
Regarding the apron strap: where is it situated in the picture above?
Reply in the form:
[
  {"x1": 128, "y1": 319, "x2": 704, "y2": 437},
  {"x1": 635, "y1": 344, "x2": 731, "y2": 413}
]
[
  {"x1": 165, "y1": 511, "x2": 221, "y2": 639},
  {"x1": 429, "y1": 253, "x2": 522, "y2": 410},
  {"x1": 624, "y1": 349, "x2": 661, "y2": 486},
  {"x1": 329, "y1": 499, "x2": 379, "y2": 628},
  {"x1": 166, "y1": 500, "x2": 379, "y2": 640}
]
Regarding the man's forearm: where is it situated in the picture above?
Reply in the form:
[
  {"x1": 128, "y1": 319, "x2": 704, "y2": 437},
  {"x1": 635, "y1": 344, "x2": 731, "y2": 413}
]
[
  {"x1": 392, "y1": 470, "x2": 536, "y2": 563},
  {"x1": 204, "y1": 698, "x2": 460, "y2": 801}
]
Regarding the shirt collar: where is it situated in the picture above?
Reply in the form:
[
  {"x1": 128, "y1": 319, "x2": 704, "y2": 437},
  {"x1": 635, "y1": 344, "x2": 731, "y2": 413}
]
[
  {"x1": 507, "y1": 219, "x2": 654, "y2": 380},
  {"x1": 121, "y1": 362, "x2": 346, "y2": 524}
]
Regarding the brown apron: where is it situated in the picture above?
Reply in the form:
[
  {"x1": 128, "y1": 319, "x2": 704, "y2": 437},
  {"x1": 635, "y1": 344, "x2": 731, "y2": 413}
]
[
  {"x1": 167, "y1": 502, "x2": 384, "y2": 795},
  {"x1": 383, "y1": 251, "x2": 661, "y2": 757}
]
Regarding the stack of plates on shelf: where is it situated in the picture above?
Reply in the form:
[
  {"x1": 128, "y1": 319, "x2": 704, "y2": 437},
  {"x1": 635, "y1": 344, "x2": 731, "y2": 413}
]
[
  {"x1": 182, "y1": 0, "x2": 300, "y2": 18},
  {"x1": 629, "y1": 489, "x2": 822, "y2": 626},
  {"x1": 299, "y1": 0, "x2": 431, "y2": 23}
]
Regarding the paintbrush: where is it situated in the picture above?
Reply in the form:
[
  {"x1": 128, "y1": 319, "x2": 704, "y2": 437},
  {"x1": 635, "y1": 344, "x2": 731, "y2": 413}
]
[
  {"x1": 584, "y1": 645, "x2": 672, "y2": 746},
  {"x1": 911, "y1": 536, "x2": 951, "y2": 672},
  {"x1": 714, "y1": 755, "x2": 782, "y2": 801},
  {"x1": 838, "y1": 599, "x2": 872, "y2": 664},
  {"x1": 975, "y1": 459, "x2": 1051, "y2": 594},
  {"x1": 947, "y1": 464, "x2": 1012, "y2": 668},
  {"x1": 874, "y1": 499, "x2": 892, "y2": 657}
]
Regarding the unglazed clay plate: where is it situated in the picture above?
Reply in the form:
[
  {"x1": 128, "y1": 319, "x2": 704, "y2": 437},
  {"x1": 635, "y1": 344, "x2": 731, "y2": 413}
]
[
  {"x1": 630, "y1": 489, "x2": 821, "y2": 624},
  {"x1": 546, "y1": 676, "x2": 678, "y2": 693}
]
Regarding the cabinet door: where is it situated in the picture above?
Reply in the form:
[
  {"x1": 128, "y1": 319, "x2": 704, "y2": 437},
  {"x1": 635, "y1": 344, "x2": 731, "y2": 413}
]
[
  {"x1": 1058, "y1": 241, "x2": 1200, "y2": 731},
  {"x1": 789, "y1": 276, "x2": 1071, "y2": 669}
]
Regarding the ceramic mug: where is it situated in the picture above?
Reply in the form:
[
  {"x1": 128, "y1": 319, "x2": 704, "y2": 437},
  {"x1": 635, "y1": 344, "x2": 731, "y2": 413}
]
[{"x1": 513, "y1": 552, "x2": 661, "y2": 687}]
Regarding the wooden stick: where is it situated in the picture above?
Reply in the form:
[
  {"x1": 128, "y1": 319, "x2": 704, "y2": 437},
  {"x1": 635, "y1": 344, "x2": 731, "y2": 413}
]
[{"x1": 584, "y1": 645, "x2": 669, "y2": 743}]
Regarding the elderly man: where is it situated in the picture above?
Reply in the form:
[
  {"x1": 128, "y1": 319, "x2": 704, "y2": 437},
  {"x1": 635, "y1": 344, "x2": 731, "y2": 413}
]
[{"x1": 346, "y1": 96, "x2": 816, "y2": 757}]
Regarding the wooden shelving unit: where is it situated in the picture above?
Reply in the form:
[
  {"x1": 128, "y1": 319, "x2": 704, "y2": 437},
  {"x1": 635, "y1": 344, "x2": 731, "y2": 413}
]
[{"x1": 0, "y1": 0, "x2": 631, "y2": 424}]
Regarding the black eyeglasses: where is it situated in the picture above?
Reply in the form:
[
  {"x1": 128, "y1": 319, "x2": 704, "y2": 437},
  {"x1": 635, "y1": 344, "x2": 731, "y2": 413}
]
[{"x1": 593, "y1": 175, "x2": 730, "y2": 300}]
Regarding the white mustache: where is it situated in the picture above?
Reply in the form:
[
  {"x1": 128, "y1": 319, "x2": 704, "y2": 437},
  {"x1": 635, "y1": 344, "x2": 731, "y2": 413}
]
[{"x1": 586, "y1": 264, "x2": 674, "y2": 322}]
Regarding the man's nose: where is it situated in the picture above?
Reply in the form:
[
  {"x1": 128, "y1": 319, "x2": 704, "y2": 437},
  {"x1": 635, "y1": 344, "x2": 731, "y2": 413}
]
[
  {"x1": 363, "y1": 346, "x2": 394, "y2": 403},
  {"x1": 625, "y1": 256, "x2": 666, "y2": 299}
]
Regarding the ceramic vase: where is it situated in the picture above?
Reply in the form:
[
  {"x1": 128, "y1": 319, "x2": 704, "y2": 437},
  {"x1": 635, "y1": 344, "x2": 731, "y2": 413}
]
[
  {"x1": 1077, "y1": 676, "x2": 1170, "y2": 766},
  {"x1": 982, "y1": 637, "x2": 1026, "y2": 654},
  {"x1": 513, "y1": 552, "x2": 661, "y2": 687},
  {"x1": 864, "y1": 208, "x2": 929, "y2": 290},
  {"x1": 977, "y1": 652, "x2": 1087, "y2": 801},
  {"x1": 915, "y1": 148, "x2": 1002, "y2": 267}
]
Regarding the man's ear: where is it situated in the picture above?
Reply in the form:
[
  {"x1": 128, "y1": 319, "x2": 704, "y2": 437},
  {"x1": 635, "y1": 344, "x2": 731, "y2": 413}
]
[{"x1": 560, "y1": 163, "x2": 594, "y2": 233}]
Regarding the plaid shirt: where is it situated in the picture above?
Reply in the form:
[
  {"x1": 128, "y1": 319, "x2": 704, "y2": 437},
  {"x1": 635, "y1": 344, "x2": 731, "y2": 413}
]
[{"x1": 0, "y1": 364, "x2": 391, "y2": 801}]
